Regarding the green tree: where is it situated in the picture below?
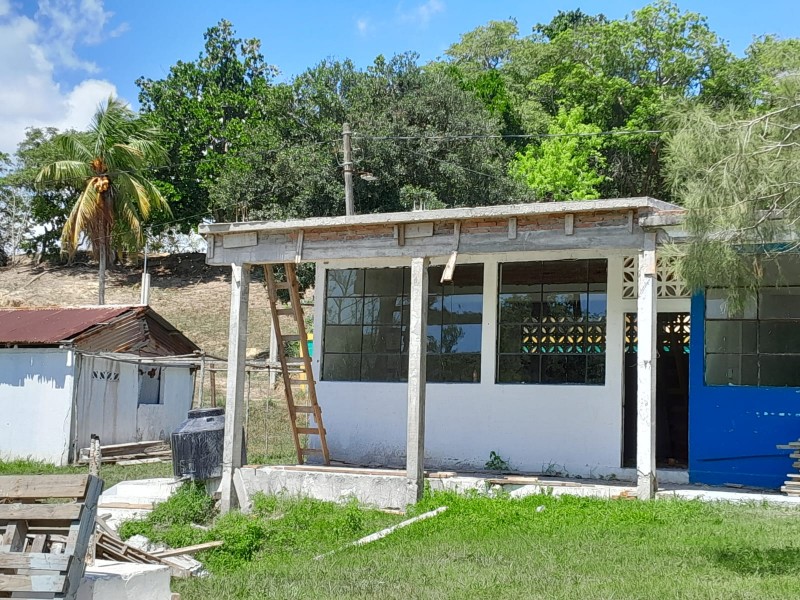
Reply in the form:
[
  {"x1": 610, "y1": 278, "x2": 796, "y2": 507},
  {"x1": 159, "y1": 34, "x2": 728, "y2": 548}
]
[
  {"x1": 137, "y1": 19, "x2": 286, "y2": 226},
  {"x1": 665, "y1": 75, "x2": 800, "y2": 305},
  {"x1": 510, "y1": 107, "x2": 605, "y2": 200},
  {"x1": 36, "y1": 97, "x2": 170, "y2": 304}
]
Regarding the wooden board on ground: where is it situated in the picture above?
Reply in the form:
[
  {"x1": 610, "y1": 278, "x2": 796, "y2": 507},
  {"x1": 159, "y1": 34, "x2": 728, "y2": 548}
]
[{"x1": 0, "y1": 474, "x2": 102, "y2": 600}]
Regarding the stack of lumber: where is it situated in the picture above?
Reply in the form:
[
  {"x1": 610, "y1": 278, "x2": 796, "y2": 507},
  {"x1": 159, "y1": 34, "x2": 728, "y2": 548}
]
[
  {"x1": 94, "y1": 516, "x2": 221, "y2": 578},
  {"x1": 77, "y1": 440, "x2": 171, "y2": 465},
  {"x1": 777, "y1": 439, "x2": 800, "y2": 496},
  {"x1": 0, "y1": 474, "x2": 102, "y2": 599}
]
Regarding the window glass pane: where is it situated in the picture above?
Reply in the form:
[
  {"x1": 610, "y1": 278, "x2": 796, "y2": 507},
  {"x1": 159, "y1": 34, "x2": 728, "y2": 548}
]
[
  {"x1": 447, "y1": 264, "x2": 484, "y2": 294},
  {"x1": 761, "y1": 256, "x2": 800, "y2": 286},
  {"x1": 363, "y1": 297, "x2": 403, "y2": 325},
  {"x1": 361, "y1": 326, "x2": 404, "y2": 353},
  {"x1": 427, "y1": 296, "x2": 444, "y2": 326},
  {"x1": 498, "y1": 324, "x2": 525, "y2": 353},
  {"x1": 322, "y1": 354, "x2": 361, "y2": 381},
  {"x1": 587, "y1": 293, "x2": 607, "y2": 321},
  {"x1": 541, "y1": 355, "x2": 587, "y2": 384},
  {"x1": 543, "y1": 292, "x2": 586, "y2": 322},
  {"x1": 324, "y1": 326, "x2": 362, "y2": 353},
  {"x1": 431, "y1": 354, "x2": 481, "y2": 383},
  {"x1": 705, "y1": 289, "x2": 757, "y2": 319},
  {"x1": 325, "y1": 298, "x2": 362, "y2": 325},
  {"x1": 759, "y1": 288, "x2": 800, "y2": 319},
  {"x1": 500, "y1": 262, "x2": 542, "y2": 293},
  {"x1": 587, "y1": 355, "x2": 606, "y2": 384},
  {"x1": 541, "y1": 261, "x2": 586, "y2": 285},
  {"x1": 498, "y1": 354, "x2": 540, "y2": 383},
  {"x1": 760, "y1": 355, "x2": 800, "y2": 386},
  {"x1": 499, "y1": 294, "x2": 541, "y2": 323},
  {"x1": 587, "y1": 260, "x2": 608, "y2": 284},
  {"x1": 326, "y1": 269, "x2": 364, "y2": 297},
  {"x1": 360, "y1": 354, "x2": 405, "y2": 382},
  {"x1": 759, "y1": 322, "x2": 800, "y2": 354},
  {"x1": 364, "y1": 268, "x2": 406, "y2": 296},
  {"x1": 705, "y1": 321, "x2": 757, "y2": 354},
  {"x1": 706, "y1": 354, "x2": 758, "y2": 386},
  {"x1": 444, "y1": 294, "x2": 483, "y2": 324}
]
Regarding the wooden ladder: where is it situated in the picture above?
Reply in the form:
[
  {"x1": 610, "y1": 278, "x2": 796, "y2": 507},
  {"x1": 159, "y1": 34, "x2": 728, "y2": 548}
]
[{"x1": 263, "y1": 263, "x2": 330, "y2": 465}]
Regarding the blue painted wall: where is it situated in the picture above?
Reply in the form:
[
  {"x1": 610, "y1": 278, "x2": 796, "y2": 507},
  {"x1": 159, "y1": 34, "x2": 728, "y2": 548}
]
[{"x1": 689, "y1": 294, "x2": 800, "y2": 489}]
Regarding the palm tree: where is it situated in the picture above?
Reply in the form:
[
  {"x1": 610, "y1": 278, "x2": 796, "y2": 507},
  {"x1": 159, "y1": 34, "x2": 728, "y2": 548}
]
[{"x1": 37, "y1": 97, "x2": 170, "y2": 304}]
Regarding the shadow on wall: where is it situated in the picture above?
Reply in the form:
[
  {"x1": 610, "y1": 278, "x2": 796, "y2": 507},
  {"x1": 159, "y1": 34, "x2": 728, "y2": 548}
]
[{"x1": 0, "y1": 372, "x2": 68, "y2": 390}]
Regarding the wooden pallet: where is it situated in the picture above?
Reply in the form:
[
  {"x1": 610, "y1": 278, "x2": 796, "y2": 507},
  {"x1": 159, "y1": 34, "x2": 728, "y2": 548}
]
[
  {"x1": 0, "y1": 474, "x2": 102, "y2": 599},
  {"x1": 264, "y1": 263, "x2": 330, "y2": 465},
  {"x1": 777, "y1": 439, "x2": 800, "y2": 495}
]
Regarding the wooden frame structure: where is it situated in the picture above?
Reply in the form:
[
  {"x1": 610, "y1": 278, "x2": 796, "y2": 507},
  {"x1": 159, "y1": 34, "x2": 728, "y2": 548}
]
[
  {"x1": 0, "y1": 475, "x2": 102, "y2": 599},
  {"x1": 200, "y1": 198, "x2": 681, "y2": 509}
]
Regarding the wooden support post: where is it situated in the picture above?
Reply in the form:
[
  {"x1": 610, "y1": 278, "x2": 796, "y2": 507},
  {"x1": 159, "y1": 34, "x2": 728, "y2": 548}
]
[
  {"x1": 210, "y1": 370, "x2": 217, "y2": 407},
  {"x1": 406, "y1": 256, "x2": 429, "y2": 505},
  {"x1": 637, "y1": 232, "x2": 657, "y2": 500},
  {"x1": 220, "y1": 263, "x2": 251, "y2": 513}
]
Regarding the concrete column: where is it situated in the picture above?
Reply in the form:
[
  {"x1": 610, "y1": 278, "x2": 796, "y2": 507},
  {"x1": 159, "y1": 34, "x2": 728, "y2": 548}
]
[
  {"x1": 406, "y1": 256, "x2": 430, "y2": 504},
  {"x1": 637, "y1": 233, "x2": 658, "y2": 500},
  {"x1": 480, "y1": 260, "x2": 499, "y2": 385},
  {"x1": 220, "y1": 263, "x2": 251, "y2": 513}
]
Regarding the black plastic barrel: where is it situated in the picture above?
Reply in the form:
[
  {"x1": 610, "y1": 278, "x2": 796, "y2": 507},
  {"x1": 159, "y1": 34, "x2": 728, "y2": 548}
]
[{"x1": 171, "y1": 407, "x2": 226, "y2": 480}]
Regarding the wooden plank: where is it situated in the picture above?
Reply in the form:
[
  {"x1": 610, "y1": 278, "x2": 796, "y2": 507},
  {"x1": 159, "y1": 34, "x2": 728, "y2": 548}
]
[
  {"x1": 0, "y1": 504, "x2": 82, "y2": 522},
  {"x1": 153, "y1": 541, "x2": 224, "y2": 558},
  {"x1": 404, "y1": 223, "x2": 433, "y2": 238},
  {"x1": 63, "y1": 475, "x2": 102, "y2": 600},
  {"x1": 296, "y1": 427, "x2": 325, "y2": 435},
  {"x1": 0, "y1": 573, "x2": 66, "y2": 593},
  {"x1": 293, "y1": 406, "x2": 315, "y2": 414},
  {"x1": 301, "y1": 448, "x2": 323, "y2": 455},
  {"x1": 0, "y1": 553, "x2": 71, "y2": 571},
  {"x1": 222, "y1": 231, "x2": 257, "y2": 249},
  {"x1": 0, "y1": 475, "x2": 89, "y2": 501},
  {"x1": 1, "y1": 520, "x2": 28, "y2": 552}
]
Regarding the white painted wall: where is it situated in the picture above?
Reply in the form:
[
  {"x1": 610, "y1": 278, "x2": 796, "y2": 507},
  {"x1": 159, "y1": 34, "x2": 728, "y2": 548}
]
[
  {"x1": 312, "y1": 250, "x2": 632, "y2": 478},
  {"x1": 137, "y1": 367, "x2": 194, "y2": 441},
  {"x1": 0, "y1": 348, "x2": 75, "y2": 465},
  {"x1": 75, "y1": 357, "x2": 194, "y2": 451}
]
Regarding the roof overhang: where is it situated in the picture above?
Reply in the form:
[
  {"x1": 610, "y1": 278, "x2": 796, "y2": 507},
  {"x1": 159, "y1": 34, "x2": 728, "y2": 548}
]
[{"x1": 200, "y1": 197, "x2": 684, "y2": 266}]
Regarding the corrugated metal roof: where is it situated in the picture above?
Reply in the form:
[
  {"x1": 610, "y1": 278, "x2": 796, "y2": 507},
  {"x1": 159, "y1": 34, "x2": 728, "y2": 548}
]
[
  {"x1": 0, "y1": 307, "x2": 132, "y2": 345},
  {"x1": 0, "y1": 306, "x2": 201, "y2": 355}
]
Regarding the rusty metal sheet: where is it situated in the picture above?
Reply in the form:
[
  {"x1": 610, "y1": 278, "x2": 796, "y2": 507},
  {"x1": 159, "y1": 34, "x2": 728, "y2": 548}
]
[{"x1": 0, "y1": 307, "x2": 130, "y2": 345}]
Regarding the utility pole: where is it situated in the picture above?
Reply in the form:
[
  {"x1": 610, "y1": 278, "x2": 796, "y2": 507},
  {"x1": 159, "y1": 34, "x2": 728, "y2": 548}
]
[{"x1": 342, "y1": 122, "x2": 354, "y2": 216}]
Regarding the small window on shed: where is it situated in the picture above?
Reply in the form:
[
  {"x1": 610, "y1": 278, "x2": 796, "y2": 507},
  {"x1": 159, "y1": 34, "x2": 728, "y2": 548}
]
[{"x1": 138, "y1": 367, "x2": 162, "y2": 405}]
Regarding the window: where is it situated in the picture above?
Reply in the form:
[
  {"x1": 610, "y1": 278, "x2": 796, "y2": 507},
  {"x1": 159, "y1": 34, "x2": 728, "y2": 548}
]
[
  {"x1": 322, "y1": 264, "x2": 484, "y2": 383},
  {"x1": 705, "y1": 256, "x2": 800, "y2": 386},
  {"x1": 427, "y1": 264, "x2": 484, "y2": 382},
  {"x1": 497, "y1": 259, "x2": 607, "y2": 385},
  {"x1": 138, "y1": 367, "x2": 162, "y2": 405}
]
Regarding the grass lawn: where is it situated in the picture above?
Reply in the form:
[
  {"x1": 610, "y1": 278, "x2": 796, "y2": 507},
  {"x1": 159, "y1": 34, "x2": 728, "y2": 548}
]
[
  {"x1": 172, "y1": 491, "x2": 800, "y2": 600},
  {"x1": 0, "y1": 458, "x2": 174, "y2": 490}
]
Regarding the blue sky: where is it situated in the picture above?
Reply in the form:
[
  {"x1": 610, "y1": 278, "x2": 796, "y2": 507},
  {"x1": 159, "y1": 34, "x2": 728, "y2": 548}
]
[{"x1": 1, "y1": 0, "x2": 798, "y2": 154}]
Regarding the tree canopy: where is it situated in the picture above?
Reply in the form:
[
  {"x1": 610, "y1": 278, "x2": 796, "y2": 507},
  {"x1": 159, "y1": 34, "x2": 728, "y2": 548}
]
[{"x1": 2, "y1": 3, "x2": 799, "y2": 264}]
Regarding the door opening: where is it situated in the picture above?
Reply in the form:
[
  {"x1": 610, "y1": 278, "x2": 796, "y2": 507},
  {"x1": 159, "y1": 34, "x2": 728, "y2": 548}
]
[{"x1": 623, "y1": 312, "x2": 690, "y2": 468}]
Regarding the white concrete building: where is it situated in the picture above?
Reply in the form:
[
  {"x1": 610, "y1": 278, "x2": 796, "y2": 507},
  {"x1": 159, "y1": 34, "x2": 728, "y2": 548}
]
[
  {"x1": 202, "y1": 198, "x2": 692, "y2": 505},
  {"x1": 0, "y1": 306, "x2": 200, "y2": 465}
]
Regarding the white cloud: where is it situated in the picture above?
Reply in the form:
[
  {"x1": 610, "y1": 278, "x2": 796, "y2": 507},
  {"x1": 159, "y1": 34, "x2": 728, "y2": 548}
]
[
  {"x1": 397, "y1": 0, "x2": 444, "y2": 28},
  {"x1": 356, "y1": 17, "x2": 370, "y2": 36},
  {"x1": 0, "y1": 1, "x2": 121, "y2": 155}
]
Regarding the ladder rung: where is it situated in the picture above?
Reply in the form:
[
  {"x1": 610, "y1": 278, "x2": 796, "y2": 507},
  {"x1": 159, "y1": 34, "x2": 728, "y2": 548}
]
[
  {"x1": 288, "y1": 378, "x2": 308, "y2": 386},
  {"x1": 282, "y1": 334, "x2": 301, "y2": 342},
  {"x1": 294, "y1": 406, "x2": 316, "y2": 414},
  {"x1": 274, "y1": 281, "x2": 293, "y2": 290},
  {"x1": 275, "y1": 308, "x2": 295, "y2": 316},
  {"x1": 301, "y1": 448, "x2": 323, "y2": 455},
  {"x1": 285, "y1": 357, "x2": 305, "y2": 365},
  {"x1": 296, "y1": 427, "x2": 326, "y2": 435}
]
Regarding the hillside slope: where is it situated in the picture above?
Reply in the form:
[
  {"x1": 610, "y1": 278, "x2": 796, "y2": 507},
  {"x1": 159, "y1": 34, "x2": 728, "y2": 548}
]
[{"x1": 0, "y1": 253, "x2": 273, "y2": 357}]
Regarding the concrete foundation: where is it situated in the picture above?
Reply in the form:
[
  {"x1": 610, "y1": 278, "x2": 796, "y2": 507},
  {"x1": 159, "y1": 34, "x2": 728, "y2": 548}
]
[
  {"x1": 77, "y1": 560, "x2": 171, "y2": 600},
  {"x1": 237, "y1": 466, "x2": 410, "y2": 510}
]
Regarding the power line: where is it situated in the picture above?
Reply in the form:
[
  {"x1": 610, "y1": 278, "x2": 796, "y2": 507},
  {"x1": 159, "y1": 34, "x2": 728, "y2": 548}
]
[{"x1": 354, "y1": 129, "x2": 665, "y2": 142}]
